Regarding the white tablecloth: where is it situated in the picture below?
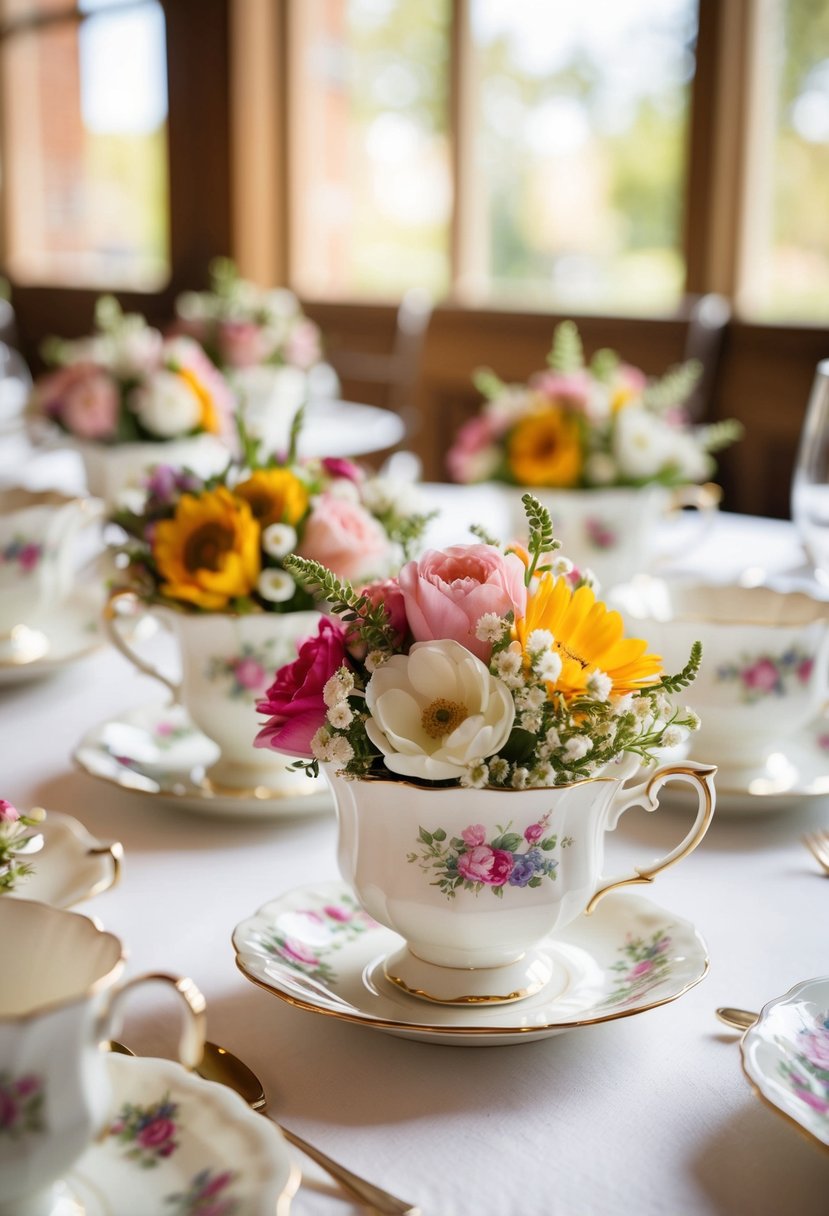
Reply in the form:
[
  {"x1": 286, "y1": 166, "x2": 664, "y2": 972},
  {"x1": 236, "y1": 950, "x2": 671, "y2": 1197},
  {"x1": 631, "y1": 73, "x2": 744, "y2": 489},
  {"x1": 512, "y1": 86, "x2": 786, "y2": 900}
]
[{"x1": 2, "y1": 478, "x2": 828, "y2": 1215}]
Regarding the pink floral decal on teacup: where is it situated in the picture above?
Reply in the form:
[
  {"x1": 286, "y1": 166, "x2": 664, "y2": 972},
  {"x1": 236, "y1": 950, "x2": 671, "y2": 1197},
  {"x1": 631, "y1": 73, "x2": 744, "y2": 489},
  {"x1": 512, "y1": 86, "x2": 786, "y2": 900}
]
[
  {"x1": 206, "y1": 642, "x2": 279, "y2": 702},
  {"x1": 0, "y1": 1072, "x2": 45, "y2": 1139},
  {"x1": 407, "y1": 815, "x2": 571, "y2": 898},
  {"x1": 716, "y1": 648, "x2": 814, "y2": 704},
  {"x1": 108, "y1": 1091, "x2": 179, "y2": 1165},
  {"x1": 599, "y1": 929, "x2": 673, "y2": 1009},
  {"x1": 584, "y1": 517, "x2": 618, "y2": 550},
  {"x1": 261, "y1": 894, "x2": 376, "y2": 985},
  {"x1": 0, "y1": 537, "x2": 43, "y2": 574},
  {"x1": 776, "y1": 1010, "x2": 829, "y2": 1123},
  {"x1": 153, "y1": 720, "x2": 196, "y2": 749},
  {"x1": 165, "y1": 1167, "x2": 240, "y2": 1216}
]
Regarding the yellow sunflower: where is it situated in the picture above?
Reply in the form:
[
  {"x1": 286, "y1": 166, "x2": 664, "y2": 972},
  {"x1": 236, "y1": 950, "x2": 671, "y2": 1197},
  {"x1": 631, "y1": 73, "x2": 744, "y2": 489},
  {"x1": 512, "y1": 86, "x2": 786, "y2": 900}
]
[
  {"x1": 507, "y1": 407, "x2": 582, "y2": 487},
  {"x1": 233, "y1": 469, "x2": 309, "y2": 527},
  {"x1": 176, "y1": 366, "x2": 222, "y2": 434},
  {"x1": 514, "y1": 572, "x2": 663, "y2": 699},
  {"x1": 153, "y1": 486, "x2": 261, "y2": 610}
]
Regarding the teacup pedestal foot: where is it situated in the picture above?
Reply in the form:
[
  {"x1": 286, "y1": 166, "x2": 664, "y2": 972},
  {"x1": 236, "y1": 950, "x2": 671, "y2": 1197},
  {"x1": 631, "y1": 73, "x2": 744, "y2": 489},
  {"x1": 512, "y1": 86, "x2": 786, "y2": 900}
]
[
  {"x1": 201, "y1": 757, "x2": 326, "y2": 800},
  {"x1": 381, "y1": 944, "x2": 562, "y2": 1006}
]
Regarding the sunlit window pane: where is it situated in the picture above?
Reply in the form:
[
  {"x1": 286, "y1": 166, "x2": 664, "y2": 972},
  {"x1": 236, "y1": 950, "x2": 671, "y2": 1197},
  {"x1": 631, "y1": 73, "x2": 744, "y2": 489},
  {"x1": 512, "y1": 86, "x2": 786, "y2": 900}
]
[
  {"x1": 741, "y1": 0, "x2": 829, "y2": 323},
  {"x1": 1, "y1": 0, "x2": 169, "y2": 289},
  {"x1": 291, "y1": 0, "x2": 451, "y2": 300},
  {"x1": 465, "y1": 0, "x2": 696, "y2": 313}
]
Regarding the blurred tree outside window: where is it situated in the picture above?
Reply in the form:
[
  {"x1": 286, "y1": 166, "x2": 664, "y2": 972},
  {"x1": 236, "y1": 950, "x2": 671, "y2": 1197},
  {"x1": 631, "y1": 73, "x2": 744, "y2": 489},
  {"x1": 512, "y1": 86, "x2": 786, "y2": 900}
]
[{"x1": 0, "y1": 0, "x2": 170, "y2": 289}]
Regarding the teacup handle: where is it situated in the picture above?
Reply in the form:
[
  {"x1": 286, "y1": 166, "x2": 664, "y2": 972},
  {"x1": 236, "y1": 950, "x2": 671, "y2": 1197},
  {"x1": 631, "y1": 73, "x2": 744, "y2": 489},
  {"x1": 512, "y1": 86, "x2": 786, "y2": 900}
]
[
  {"x1": 103, "y1": 586, "x2": 180, "y2": 701},
  {"x1": 585, "y1": 760, "x2": 717, "y2": 914},
  {"x1": 99, "y1": 972, "x2": 207, "y2": 1070}
]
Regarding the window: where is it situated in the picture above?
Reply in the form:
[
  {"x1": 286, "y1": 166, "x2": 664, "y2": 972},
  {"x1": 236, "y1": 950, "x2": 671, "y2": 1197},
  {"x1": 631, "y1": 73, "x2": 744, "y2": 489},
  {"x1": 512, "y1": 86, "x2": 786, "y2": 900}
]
[{"x1": 0, "y1": 0, "x2": 170, "y2": 290}]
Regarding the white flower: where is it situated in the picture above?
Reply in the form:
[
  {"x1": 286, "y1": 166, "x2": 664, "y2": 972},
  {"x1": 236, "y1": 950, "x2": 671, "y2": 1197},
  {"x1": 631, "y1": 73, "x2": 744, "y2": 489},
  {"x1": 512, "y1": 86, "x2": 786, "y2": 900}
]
[
  {"x1": 535, "y1": 650, "x2": 563, "y2": 683},
  {"x1": 327, "y1": 702, "x2": 354, "y2": 729},
  {"x1": 365, "y1": 649, "x2": 391, "y2": 672},
  {"x1": 584, "y1": 452, "x2": 618, "y2": 485},
  {"x1": 327, "y1": 478, "x2": 361, "y2": 503},
  {"x1": 612, "y1": 693, "x2": 634, "y2": 717},
  {"x1": 262, "y1": 523, "x2": 297, "y2": 559},
  {"x1": 549, "y1": 555, "x2": 574, "y2": 578},
  {"x1": 495, "y1": 646, "x2": 523, "y2": 678},
  {"x1": 488, "y1": 757, "x2": 510, "y2": 784},
  {"x1": 461, "y1": 760, "x2": 489, "y2": 789},
  {"x1": 511, "y1": 767, "x2": 530, "y2": 789},
  {"x1": 360, "y1": 476, "x2": 425, "y2": 518},
  {"x1": 545, "y1": 726, "x2": 562, "y2": 750},
  {"x1": 364, "y1": 639, "x2": 515, "y2": 781},
  {"x1": 129, "y1": 370, "x2": 201, "y2": 438},
  {"x1": 328, "y1": 735, "x2": 354, "y2": 766},
  {"x1": 563, "y1": 736, "x2": 593, "y2": 761},
  {"x1": 475, "y1": 613, "x2": 507, "y2": 643},
  {"x1": 586, "y1": 670, "x2": 613, "y2": 702},
  {"x1": 520, "y1": 710, "x2": 543, "y2": 733},
  {"x1": 684, "y1": 709, "x2": 701, "y2": 731},
  {"x1": 660, "y1": 724, "x2": 685, "y2": 749},
  {"x1": 633, "y1": 696, "x2": 653, "y2": 720},
  {"x1": 613, "y1": 407, "x2": 673, "y2": 481},
  {"x1": 531, "y1": 762, "x2": 556, "y2": 787},
  {"x1": 526, "y1": 629, "x2": 554, "y2": 652},
  {"x1": 323, "y1": 670, "x2": 353, "y2": 708},
  {"x1": 310, "y1": 726, "x2": 332, "y2": 758},
  {"x1": 257, "y1": 569, "x2": 296, "y2": 603}
]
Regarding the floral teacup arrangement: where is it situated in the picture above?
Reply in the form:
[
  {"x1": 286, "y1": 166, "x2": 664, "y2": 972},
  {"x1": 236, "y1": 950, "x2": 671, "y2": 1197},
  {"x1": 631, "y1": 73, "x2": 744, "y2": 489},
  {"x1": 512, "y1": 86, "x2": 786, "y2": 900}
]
[
  {"x1": 447, "y1": 321, "x2": 742, "y2": 587},
  {"x1": 255, "y1": 496, "x2": 717, "y2": 1004},
  {"x1": 0, "y1": 798, "x2": 45, "y2": 893},
  {"x1": 29, "y1": 296, "x2": 234, "y2": 502},
  {"x1": 106, "y1": 435, "x2": 432, "y2": 792},
  {"x1": 174, "y1": 258, "x2": 329, "y2": 456}
]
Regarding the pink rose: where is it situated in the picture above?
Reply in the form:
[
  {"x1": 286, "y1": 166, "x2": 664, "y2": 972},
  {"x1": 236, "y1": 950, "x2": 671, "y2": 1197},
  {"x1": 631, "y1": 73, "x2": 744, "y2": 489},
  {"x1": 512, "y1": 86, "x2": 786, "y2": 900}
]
[
  {"x1": 323, "y1": 905, "x2": 353, "y2": 922},
  {"x1": 255, "y1": 616, "x2": 348, "y2": 758},
  {"x1": 17, "y1": 544, "x2": 42, "y2": 573},
  {"x1": 346, "y1": 579, "x2": 408, "y2": 658},
  {"x1": 630, "y1": 960, "x2": 654, "y2": 978},
  {"x1": 797, "y1": 657, "x2": 814, "y2": 684},
  {"x1": 524, "y1": 822, "x2": 544, "y2": 844},
  {"x1": 398, "y1": 544, "x2": 527, "y2": 662},
  {"x1": 457, "y1": 845, "x2": 514, "y2": 886},
  {"x1": 36, "y1": 363, "x2": 120, "y2": 440},
  {"x1": 461, "y1": 824, "x2": 487, "y2": 848},
  {"x1": 0, "y1": 799, "x2": 20, "y2": 824},
  {"x1": 298, "y1": 493, "x2": 392, "y2": 583},
  {"x1": 801, "y1": 1030, "x2": 829, "y2": 1070},
  {"x1": 446, "y1": 415, "x2": 500, "y2": 484},
  {"x1": 216, "y1": 320, "x2": 271, "y2": 369},
  {"x1": 528, "y1": 370, "x2": 592, "y2": 413},
  {"x1": 199, "y1": 1171, "x2": 234, "y2": 1198},
  {"x1": 137, "y1": 1116, "x2": 176, "y2": 1148},
  {"x1": 279, "y1": 937, "x2": 319, "y2": 965}
]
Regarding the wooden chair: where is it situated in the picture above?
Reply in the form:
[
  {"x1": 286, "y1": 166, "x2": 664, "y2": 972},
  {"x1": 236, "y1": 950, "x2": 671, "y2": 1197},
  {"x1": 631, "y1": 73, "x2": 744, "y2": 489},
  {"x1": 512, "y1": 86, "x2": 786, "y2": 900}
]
[{"x1": 680, "y1": 292, "x2": 731, "y2": 421}]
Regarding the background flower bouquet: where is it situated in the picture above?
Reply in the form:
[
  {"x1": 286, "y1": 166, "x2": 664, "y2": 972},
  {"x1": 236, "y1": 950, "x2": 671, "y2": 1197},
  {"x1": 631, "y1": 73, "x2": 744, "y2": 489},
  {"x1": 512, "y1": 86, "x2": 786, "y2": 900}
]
[
  {"x1": 253, "y1": 496, "x2": 714, "y2": 1004},
  {"x1": 448, "y1": 320, "x2": 740, "y2": 491},
  {"x1": 447, "y1": 321, "x2": 742, "y2": 589},
  {"x1": 0, "y1": 799, "x2": 44, "y2": 894},
  {"x1": 29, "y1": 296, "x2": 234, "y2": 500},
  {"x1": 174, "y1": 259, "x2": 331, "y2": 456}
]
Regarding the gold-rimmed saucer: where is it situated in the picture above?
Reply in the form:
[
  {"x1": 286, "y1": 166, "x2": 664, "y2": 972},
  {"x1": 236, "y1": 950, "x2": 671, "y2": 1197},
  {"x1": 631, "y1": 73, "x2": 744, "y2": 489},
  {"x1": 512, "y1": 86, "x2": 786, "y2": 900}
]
[
  {"x1": 72, "y1": 702, "x2": 334, "y2": 820},
  {"x1": 6, "y1": 810, "x2": 122, "y2": 908},
  {"x1": 0, "y1": 586, "x2": 104, "y2": 685},
  {"x1": 232, "y1": 881, "x2": 709, "y2": 1047}
]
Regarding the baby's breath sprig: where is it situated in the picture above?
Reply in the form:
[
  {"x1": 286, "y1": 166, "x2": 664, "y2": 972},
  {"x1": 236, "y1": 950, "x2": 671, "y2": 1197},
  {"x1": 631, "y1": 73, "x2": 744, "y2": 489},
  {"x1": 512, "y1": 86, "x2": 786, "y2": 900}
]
[
  {"x1": 282, "y1": 555, "x2": 396, "y2": 652},
  {"x1": 520, "y1": 493, "x2": 561, "y2": 586}
]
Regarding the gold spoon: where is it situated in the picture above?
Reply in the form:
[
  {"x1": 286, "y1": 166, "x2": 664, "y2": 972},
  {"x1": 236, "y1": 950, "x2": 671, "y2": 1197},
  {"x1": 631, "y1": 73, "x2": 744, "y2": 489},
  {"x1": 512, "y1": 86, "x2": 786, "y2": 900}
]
[
  {"x1": 715, "y1": 1007, "x2": 758, "y2": 1031},
  {"x1": 110, "y1": 1040, "x2": 420, "y2": 1216}
]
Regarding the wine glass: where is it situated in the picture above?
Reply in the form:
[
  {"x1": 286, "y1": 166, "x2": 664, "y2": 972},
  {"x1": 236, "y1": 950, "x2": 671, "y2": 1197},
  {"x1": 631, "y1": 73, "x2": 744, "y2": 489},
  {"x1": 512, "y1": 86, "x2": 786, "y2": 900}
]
[{"x1": 792, "y1": 358, "x2": 829, "y2": 588}]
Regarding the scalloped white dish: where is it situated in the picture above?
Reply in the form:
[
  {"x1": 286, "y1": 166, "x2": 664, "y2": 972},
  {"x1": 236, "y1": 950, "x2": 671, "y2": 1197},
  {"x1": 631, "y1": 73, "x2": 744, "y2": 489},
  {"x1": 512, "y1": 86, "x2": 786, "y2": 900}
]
[
  {"x1": 6, "y1": 810, "x2": 121, "y2": 908},
  {"x1": 0, "y1": 585, "x2": 105, "y2": 685},
  {"x1": 233, "y1": 880, "x2": 709, "y2": 1047},
  {"x1": 740, "y1": 977, "x2": 829, "y2": 1153},
  {"x1": 59, "y1": 1053, "x2": 299, "y2": 1214},
  {"x1": 73, "y1": 702, "x2": 334, "y2": 820}
]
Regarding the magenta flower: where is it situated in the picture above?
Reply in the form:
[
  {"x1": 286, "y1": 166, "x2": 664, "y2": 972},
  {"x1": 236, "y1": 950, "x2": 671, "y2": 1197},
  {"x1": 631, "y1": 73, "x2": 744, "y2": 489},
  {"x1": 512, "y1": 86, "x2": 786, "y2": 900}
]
[
  {"x1": 137, "y1": 1116, "x2": 176, "y2": 1149},
  {"x1": 255, "y1": 616, "x2": 349, "y2": 758},
  {"x1": 741, "y1": 658, "x2": 779, "y2": 693},
  {"x1": 17, "y1": 543, "x2": 42, "y2": 573},
  {"x1": 524, "y1": 822, "x2": 544, "y2": 844},
  {"x1": 461, "y1": 824, "x2": 487, "y2": 848},
  {"x1": 457, "y1": 845, "x2": 514, "y2": 886},
  {"x1": 630, "y1": 960, "x2": 654, "y2": 978},
  {"x1": 0, "y1": 799, "x2": 20, "y2": 824},
  {"x1": 323, "y1": 905, "x2": 353, "y2": 923},
  {"x1": 797, "y1": 657, "x2": 814, "y2": 683}
]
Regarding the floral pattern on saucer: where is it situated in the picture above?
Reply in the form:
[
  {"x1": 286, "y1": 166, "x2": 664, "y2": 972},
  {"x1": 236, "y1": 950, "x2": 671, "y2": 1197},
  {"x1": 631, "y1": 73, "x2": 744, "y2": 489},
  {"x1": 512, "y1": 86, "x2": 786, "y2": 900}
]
[
  {"x1": 258, "y1": 892, "x2": 376, "y2": 985},
  {"x1": 66, "y1": 1053, "x2": 297, "y2": 1215},
  {"x1": 741, "y1": 977, "x2": 829, "y2": 1152},
  {"x1": 233, "y1": 881, "x2": 709, "y2": 1046}
]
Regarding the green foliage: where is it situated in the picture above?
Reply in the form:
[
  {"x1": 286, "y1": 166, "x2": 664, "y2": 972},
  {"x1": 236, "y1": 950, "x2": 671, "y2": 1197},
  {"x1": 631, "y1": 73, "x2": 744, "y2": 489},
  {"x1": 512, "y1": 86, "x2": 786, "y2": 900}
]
[
  {"x1": 590, "y1": 347, "x2": 620, "y2": 382},
  {"x1": 472, "y1": 367, "x2": 507, "y2": 400},
  {"x1": 698, "y1": 419, "x2": 744, "y2": 453},
  {"x1": 282, "y1": 555, "x2": 396, "y2": 651},
  {"x1": 643, "y1": 360, "x2": 701, "y2": 412},
  {"x1": 646, "y1": 641, "x2": 703, "y2": 696},
  {"x1": 469, "y1": 522, "x2": 501, "y2": 547},
  {"x1": 547, "y1": 321, "x2": 584, "y2": 374},
  {"x1": 521, "y1": 493, "x2": 560, "y2": 584}
]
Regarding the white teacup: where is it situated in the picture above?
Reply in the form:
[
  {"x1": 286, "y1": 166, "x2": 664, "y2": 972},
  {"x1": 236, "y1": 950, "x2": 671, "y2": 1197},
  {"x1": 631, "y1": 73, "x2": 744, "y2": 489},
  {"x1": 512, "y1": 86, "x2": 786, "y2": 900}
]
[
  {"x1": 0, "y1": 489, "x2": 103, "y2": 641},
  {"x1": 0, "y1": 898, "x2": 205, "y2": 1216},
  {"x1": 612, "y1": 577, "x2": 829, "y2": 767},
  {"x1": 326, "y1": 757, "x2": 716, "y2": 1005},
  {"x1": 105, "y1": 590, "x2": 326, "y2": 794},
  {"x1": 69, "y1": 433, "x2": 230, "y2": 506},
  {"x1": 498, "y1": 483, "x2": 720, "y2": 589}
]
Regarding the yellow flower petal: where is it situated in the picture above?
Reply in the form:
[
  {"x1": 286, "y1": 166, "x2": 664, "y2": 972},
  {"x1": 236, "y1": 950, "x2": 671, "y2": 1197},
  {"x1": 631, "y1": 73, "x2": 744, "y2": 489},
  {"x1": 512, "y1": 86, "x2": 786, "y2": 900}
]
[
  {"x1": 234, "y1": 469, "x2": 309, "y2": 527},
  {"x1": 153, "y1": 486, "x2": 261, "y2": 610},
  {"x1": 507, "y1": 407, "x2": 582, "y2": 487}
]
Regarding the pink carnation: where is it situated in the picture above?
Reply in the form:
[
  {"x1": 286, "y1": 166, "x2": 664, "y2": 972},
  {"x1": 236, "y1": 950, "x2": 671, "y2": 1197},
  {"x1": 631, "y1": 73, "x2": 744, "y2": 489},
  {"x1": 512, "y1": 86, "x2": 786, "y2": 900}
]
[
  {"x1": 398, "y1": 544, "x2": 527, "y2": 662},
  {"x1": 0, "y1": 799, "x2": 20, "y2": 824},
  {"x1": 528, "y1": 370, "x2": 592, "y2": 412},
  {"x1": 216, "y1": 320, "x2": 272, "y2": 369},
  {"x1": 446, "y1": 415, "x2": 500, "y2": 484},
  {"x1": 36, "y1": 362, "x2": 120, "y2": 440},
  {"x1": 255, "y1": 616, "x2": 349, "y2": 758},
  {"x1": 298, "y1": 493, "x2": 392, "y2": 583}
]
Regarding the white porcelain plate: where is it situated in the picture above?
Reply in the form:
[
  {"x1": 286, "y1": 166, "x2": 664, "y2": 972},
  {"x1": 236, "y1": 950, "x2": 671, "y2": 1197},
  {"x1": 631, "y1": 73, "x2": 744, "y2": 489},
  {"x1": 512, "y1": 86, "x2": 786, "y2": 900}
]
[
  {"x1": 739, "y1": 977, "x2": 829, "y2": 1154},
  {"x1": 233, "y1": 881, "x2": 709, "y2": 1046},
  {"x1": 59, "y1": 1053, "x2": 299, "y2": 1214},
  {"x1": 73, "y1": 702, "x2": 334, "y2": 820},
  {"x1": 0, "y1": 585, "x2": 104, "y2": 685},
  {"x1": 6, "y1": 810, "x2": 121, "y2": 908}
]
